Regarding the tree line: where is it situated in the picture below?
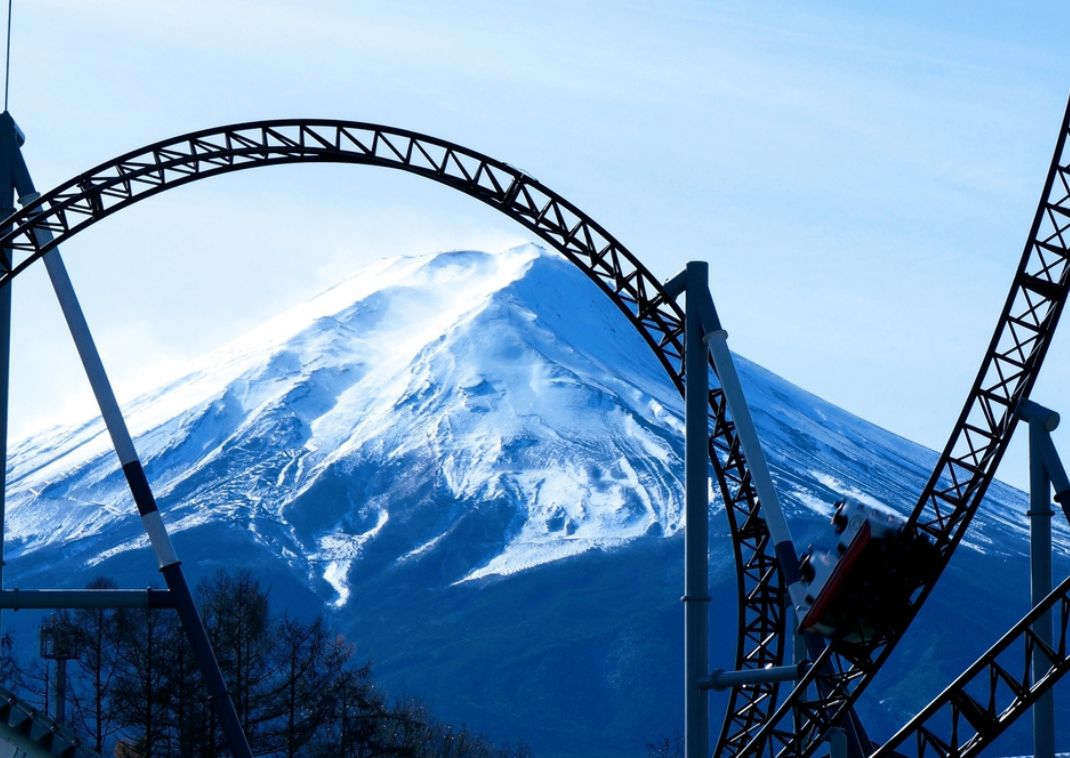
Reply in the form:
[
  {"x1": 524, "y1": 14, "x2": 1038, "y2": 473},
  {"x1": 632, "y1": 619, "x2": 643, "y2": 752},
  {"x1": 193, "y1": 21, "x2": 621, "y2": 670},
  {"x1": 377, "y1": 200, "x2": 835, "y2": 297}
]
[{"x1": 6, "y1": 570, "x2": 531, "y2": 757}]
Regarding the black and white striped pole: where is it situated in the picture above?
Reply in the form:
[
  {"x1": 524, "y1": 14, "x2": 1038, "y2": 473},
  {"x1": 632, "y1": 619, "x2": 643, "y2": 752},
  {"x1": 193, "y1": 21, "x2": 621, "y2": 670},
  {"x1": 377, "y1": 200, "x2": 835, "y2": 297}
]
[{"x1": 2, "y1": 114, "x2": 252, "y2": 758}]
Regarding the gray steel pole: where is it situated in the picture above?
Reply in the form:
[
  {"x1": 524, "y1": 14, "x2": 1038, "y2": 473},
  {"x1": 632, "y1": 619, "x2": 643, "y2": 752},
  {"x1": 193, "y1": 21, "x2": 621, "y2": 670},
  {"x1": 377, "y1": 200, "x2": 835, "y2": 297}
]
[
  {"x1": 0, "y1": 208, "x2": 8, "y2": 619},
  {"x1": 31, "y1": 231, "x2": 253, "y2": 758},
  {"x1": 0, "y1": 588, "x2": 175, "y2": 609},
  {"x1": 793, "y1": 606, "x2": 806, "y2": 736},
  {"x1": 684, "y1": 262, "x2": 710, "y2": 758},
  {"x1": 828, "y1": 727, "x2": 847, "y2": 758},
  {"x1": 701, "y1": 313, "x2": 808, "y2": 619},
  {"x1": 702, "y1": 662, "x2": 806, "y2": 691},
  {"x1": 686, "y1": 264, "x2": 869, "y2": 757},
  {"x1": 1038, "y1": 431, "x2": 1070, "y2": 495},
  {"x1": 1028, "y1": 417, "x2": 1056, "y2": 758},
  {"x1": 0, "y1": 112, "x2": 23, "y2": 648}
]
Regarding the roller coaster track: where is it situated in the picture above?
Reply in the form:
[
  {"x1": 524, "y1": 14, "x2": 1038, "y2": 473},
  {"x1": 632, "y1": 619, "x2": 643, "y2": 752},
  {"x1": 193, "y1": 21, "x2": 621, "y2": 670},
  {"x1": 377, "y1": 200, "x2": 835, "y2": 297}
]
[
  {"x1": 0, "y1": 106, "x2": 1067, "y2": 755},
  {"x1": 874, "y1": 573, "x2": 1070, "y2": 757},
  {"x1": 741, "y1": 98, "x2": 1070, "y2": 755},
  {"x1": 0, "y1": 118, "x2": 787, "y2": 751}
]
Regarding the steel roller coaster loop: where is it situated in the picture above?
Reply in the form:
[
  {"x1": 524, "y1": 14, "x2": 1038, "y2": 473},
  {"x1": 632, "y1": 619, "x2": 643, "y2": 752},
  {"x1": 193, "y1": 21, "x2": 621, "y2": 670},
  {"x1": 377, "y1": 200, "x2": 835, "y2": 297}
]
[
  {"x1": 0, "y1": 119, "x2": 790, "y2": 751},
  {"x1": 0, "y1": 105, "x2": 1067, "y2": 755}
]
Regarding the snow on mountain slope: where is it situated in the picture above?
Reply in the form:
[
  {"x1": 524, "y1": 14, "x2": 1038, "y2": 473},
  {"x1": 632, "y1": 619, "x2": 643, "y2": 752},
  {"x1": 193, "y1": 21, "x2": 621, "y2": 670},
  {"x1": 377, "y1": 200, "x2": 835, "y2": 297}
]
[
  {"x1": 7, "y1": 242, "x2": 1055, "y2": 606},
  {"x1": 7, "y1": 242, "x2": 1067, "y2": 755},
  {"x1": 7, "y1": 245, "x2": 688, "y2": 605}
]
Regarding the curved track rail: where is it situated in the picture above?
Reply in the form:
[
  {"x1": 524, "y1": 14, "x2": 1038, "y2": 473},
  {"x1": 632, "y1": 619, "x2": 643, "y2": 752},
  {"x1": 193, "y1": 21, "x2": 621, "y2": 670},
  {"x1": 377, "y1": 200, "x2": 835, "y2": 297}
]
[
  {"x1": 0, "y1": 110, "x2": 1066, "y2": 755},
  {"x1": 875, "y1": 573, "x2": 1070, "y2": 757},
  {"x1": 0, "y1": 120, "x2": 787, "y2": 750},
  {"x1": 741, "y1": 99, "x2": 1070, "y2": 756}
]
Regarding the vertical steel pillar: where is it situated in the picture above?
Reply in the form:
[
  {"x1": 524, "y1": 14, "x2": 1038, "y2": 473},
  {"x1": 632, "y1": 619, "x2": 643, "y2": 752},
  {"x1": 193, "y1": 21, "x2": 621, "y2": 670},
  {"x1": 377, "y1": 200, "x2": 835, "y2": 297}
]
[
  {"x1": 3, "y1": 117, "x2": 252, "y2": 758},
  {"x1": 0, "y1": 113, "x2": 22, "y2": 645},
  {"x1": 0, "y1": 209, "x2": 9, "y2": 592},
  {"x1": 0, "y1": 209, "x2": 8, "y2": 634},
  {"x1": 680, "y1": 261, "x2": 869, "y2": 757},
  {"x1": 1022, "y1": 400, "x2": 1058, "y2": 758},
  {"x1": 683, "y1": 262, "x2": 710, "y2": 758},
  {"x1": 827, "y1": 727, "x2": 847, "y2": 758},
  {"x1": 793, "y1": 607, "x2": 806, "y2": 735}
]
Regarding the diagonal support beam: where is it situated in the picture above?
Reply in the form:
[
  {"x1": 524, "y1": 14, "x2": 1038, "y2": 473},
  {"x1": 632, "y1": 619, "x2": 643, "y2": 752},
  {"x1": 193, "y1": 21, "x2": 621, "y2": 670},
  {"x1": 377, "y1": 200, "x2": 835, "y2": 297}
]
[
  {"x1": 677, "y1": 261, "x2": 871, "y2": 757},
  {"x1": 5, "y1": 118, "x2": 252, "y2": 758},
  {"x1": 29, "y1": 218, "x2": 253, "y2": 758}
]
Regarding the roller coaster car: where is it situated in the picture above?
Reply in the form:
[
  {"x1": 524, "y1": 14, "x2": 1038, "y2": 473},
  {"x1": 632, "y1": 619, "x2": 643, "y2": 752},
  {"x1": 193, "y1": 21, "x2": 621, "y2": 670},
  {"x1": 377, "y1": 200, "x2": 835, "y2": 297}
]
[{"x1": 797, "y1": 500, "x2": 939, "y2": 644}]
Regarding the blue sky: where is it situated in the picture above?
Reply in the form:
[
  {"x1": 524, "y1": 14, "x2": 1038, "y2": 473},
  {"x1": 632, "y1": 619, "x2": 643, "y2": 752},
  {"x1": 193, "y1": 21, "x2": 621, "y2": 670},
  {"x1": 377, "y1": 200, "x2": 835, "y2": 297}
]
[{"x1": 5, "y1": 1, "x2": 1070, "y2": 489}]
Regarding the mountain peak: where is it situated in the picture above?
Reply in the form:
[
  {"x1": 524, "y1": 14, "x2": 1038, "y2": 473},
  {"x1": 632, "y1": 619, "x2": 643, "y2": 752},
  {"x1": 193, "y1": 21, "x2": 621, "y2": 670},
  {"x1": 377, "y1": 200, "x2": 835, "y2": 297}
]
[
  {"x1": 6, "y1": 243, "x2": 1043, "y2": 614},
  {"x1": 6, "y1": 244, "x2": 684, "y2": 602}
]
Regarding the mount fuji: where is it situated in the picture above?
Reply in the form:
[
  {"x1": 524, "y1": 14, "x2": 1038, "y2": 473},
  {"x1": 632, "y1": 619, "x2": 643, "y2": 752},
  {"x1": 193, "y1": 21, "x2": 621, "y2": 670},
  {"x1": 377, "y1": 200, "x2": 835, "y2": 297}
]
[{"x1": 5, "y1": 243, "x2": 1068, "y2": 756}]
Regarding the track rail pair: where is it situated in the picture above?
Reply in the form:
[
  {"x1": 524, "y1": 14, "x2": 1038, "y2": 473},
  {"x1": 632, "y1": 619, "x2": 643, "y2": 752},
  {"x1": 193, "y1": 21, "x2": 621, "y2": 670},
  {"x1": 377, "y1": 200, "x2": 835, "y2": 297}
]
[
  {"x1": 875, "y1": 573, "x2": 1070, "y2": 757},
  {"x1": 740, "y1": 98, "x2": 1070, "y2": 757},
  {"x1": 0, "y1": 118, "x2": 789, "y2": 749},
  {"x1": 0, "y1": 105, "x2": 1066, "y2": 755}
]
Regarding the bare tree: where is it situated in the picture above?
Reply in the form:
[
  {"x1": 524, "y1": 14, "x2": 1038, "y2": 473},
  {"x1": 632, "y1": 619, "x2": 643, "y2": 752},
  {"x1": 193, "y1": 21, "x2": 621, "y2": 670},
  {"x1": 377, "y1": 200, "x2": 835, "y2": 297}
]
[{"x1": 69, "y1": 577, "x2": 124, "y2": 752}]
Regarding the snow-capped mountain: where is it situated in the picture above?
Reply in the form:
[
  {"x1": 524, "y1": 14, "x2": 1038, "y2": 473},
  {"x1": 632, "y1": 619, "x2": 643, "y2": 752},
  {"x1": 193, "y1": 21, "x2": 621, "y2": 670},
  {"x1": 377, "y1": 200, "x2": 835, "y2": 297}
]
[
  {"x1": 9, "y1": 245, "x2": 684, "y2": 599},
  {"x1": 5, "y1": 244, "x2": 1066, "y2": 756}
]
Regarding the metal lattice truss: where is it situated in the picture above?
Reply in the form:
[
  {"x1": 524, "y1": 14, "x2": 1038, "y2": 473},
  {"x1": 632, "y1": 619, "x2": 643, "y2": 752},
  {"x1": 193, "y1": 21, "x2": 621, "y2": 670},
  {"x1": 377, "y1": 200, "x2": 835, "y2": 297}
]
[
  {"x1": 875, "y1": 574, "x2": 1070, "y2": 757},
  {"x1": 0, "y1": 111, "x2": 1067, "y2": 755},
  {"x1": 0, "y1": 120, "x2": 786, "y2": 751},
  {"x1": 738, "y1": 99, "x2": 1070, "y2": 757}
]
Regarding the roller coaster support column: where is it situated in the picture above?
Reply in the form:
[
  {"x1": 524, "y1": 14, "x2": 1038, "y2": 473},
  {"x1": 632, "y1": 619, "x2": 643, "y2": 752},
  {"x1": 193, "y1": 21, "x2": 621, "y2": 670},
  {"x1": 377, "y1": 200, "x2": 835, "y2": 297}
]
[
  {"x1": 668, "y1": 260, "x2": 869, "y2": 758},
  {"x1": 827, "y1": 727, "x2": 847, "y2": 758},
  {"x1": 691, "y1": 280, "x2": 808, "y2": 623},
  {"x1": 0, "y1": 115, "x2": 253, "y2": 758},
  {"x1": 0, "y1": 113, "x2": 22, "y2": 641},
  {"x1": 682, "y1": 262, "x2": 711, "y2": 758},
  {"x1": 1018, "y1": 399, "x2": 1070, "y2": 758}
]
